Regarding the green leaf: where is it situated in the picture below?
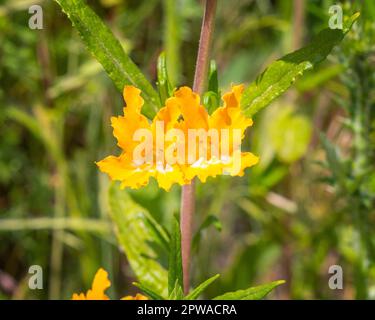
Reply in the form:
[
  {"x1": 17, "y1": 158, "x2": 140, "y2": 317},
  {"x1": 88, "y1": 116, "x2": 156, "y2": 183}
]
[
  {"x1": 184, "y1": 274, "x2": 220, "y2": 300},
  {"x1": 240, "y1": 14, "x2": 359, "y2": 117},
  {"x1": 213, "y1": 280, "x2": 285, "y2": 300},
  {"x1": 143, "y1": 213, "x2": 170, "y2": 253},
  {"x1": 133, "y1": 282, "x2": 165, "y2": 300},
  {"x1": 169, "y1": 280, "x2": 185, "y2": 300},
  {"x1": 204, "y1": 60, "x2": 221, "y2": 114},
  {"x1": 203, "y1": 91, "x2": 221, "y2": 115},
  {"x1": 54, "y1": 0, "x2": 160, "y2": 118},
  {"x1": 108, "y1": 183, "x2": 168, "y2": 297},
  {"x1": 157, "y1": 52, "x2": 174, "y2": 104},
  {"x1": 168, "y1": 216, "x2": 183, "y2": 296},
  {"x1": 208, "y1": 60, "x2": 219, "y2": 95}
]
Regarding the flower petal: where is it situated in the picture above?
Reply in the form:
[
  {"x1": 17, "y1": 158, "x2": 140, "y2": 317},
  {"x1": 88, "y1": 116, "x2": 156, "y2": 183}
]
[
  {"x1": 174, "y1": 86, "x2": 209, "y2": 130},
  {"x1": 112, "y1": 86, "x2": 150, "y2": 152},
  {"x1": 96, "y1": 154, "x2": 152, "y2": 189},
  {"x1": 72, "y1": 268, "x2": 111, "y2": 300},
  {"x1": 85, "y1": 268, "x2": 111, "y2": 300},
  {"x1": 210, "y1": 84, "x2": 252, "y2": 136}
]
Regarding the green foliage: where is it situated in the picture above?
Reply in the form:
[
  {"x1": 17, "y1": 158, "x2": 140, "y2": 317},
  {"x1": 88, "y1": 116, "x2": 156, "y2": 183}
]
[
  {"x1": 168, "y1": 216, "x2": 183, "y2": 296},
  {"x1": 268, "y1": 105, "x2": 312, "y2": 163},
  {"x1": 1, "y1": 0, "x2": 373, "y2": 301},
  {"x1": 108, "y1": 183, "x2": 168, "y2": 297},
  {"x1": 213, "y1": 280, "x2": 285, "y2": 300},
  {"x1": 240, "y1": 14, "x2": 359, "y2": 118},
  {"x1": 184, "y1": 274, "x2": 220, "y2": 300},
  {"x1": 203, "y1": 60, "x2": 221, "y2": 114},
  {"x1": 54, "y1": 0, "x2": 160, "y2": 118},
  {"x1": 157, "y1": 52, "x2": 174, "y2": 103},
  {"x1": 132, "y1": 282, "x2": 165, "y2": 300}
]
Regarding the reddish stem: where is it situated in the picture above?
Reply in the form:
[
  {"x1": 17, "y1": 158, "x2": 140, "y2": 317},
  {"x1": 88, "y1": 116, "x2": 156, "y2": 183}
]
[{"x1": 180, "y1": 0, "x2": 217, "y2": 295}]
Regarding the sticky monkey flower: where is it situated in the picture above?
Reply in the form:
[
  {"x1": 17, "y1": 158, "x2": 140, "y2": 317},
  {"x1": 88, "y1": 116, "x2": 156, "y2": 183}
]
[
  {"x1": 96, "y1": 85, "x2": 259, "y2": 191},
  {"x1": 72, "y1": 268, "x2": 147, "y2": 300}
]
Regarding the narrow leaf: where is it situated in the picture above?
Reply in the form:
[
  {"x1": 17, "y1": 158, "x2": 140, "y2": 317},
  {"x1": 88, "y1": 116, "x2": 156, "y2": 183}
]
[
  {"x1": 213, "y1": 280, "x2": 285, "y2": 300},
  {"x1": 241, "y1": 14, "x2": 359, "y2": 117},
  {"x1": 184, "y1": 274, "x2": 220, "y2": 300},
  {"x1": 157, "y1": 52, "x2": 173, "y2": 103},
  {"x1": 54, "y1": 0, "x2": 160, "y2": 118},
  {"x1": 168, "y1": 216, "x2": 183, "y2": 296},
  {"x1": 133, "y1": 282, "x2": 165, "y2": 300},
  {"x1": 169, "y1": 279, "x2": 184, "y2": 300}
]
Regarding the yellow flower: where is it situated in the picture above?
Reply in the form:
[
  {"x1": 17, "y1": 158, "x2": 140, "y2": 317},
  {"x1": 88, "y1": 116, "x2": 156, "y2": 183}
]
[
  {"x1": 96, "y1": 84, "x2": 259, "y2": 191},
  {"x1": 72, "y1": 268, "x2": 111, "y2": 300},
  {"x1": 121, "y1": 294, "x2": 149, "y2": 300},
  {"x1": 72, "y1": 268, "x2": 147, "y2": 301}
]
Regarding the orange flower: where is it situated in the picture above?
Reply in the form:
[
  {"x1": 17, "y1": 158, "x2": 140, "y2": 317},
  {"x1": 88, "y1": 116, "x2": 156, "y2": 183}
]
[
  {"x1": 72, "y1": 268, "x2": 147, "y2": 301},
  {"x1": 96, "y1": 85, "x2": 259, "y2": 191},
  {"x1": 72, "y1": 268, "x2": 111, "y2": 300},
  {"x1": 121, "y1": 294, "x2": 149, "y2": 300}
]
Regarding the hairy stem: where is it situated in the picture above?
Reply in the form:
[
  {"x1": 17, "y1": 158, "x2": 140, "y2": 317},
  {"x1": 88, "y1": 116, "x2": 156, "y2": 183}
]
[{"x1": 180, "y1": 0, "x2": 217, "y2": 295}]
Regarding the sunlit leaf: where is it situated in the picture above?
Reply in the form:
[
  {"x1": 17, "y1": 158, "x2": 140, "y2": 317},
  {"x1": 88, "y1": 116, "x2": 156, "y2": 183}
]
[
  {"x1": 241, "y1": 14, "x2": 359, "y2": 117},
  {"x1": 184, "y1": 274, "x2": 220, "y2": 300},
  {"x1": 108, "y1": 183, "x2": 168, "y2": 297},
  {"x1": 54, "y1": 0, "x2": 160, "y2": 118},
  {"x1": 132, "y1": 282, "x2": 165, "y2": 300}
]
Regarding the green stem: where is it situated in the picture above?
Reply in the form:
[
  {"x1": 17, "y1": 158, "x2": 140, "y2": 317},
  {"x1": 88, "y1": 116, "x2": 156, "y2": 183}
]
[{"x1": 180, "y1": 0, "x2": 217, "y2": 295}]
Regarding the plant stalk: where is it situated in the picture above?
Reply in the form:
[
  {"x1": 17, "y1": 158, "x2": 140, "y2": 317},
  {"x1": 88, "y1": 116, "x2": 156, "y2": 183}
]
[{"x1": 180, "y1": 0, "x2": 217, "y2": 295}]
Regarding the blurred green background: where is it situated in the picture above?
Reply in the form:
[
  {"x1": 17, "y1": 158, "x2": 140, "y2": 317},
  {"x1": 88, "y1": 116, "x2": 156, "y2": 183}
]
[{"x1": 1, "y1": 0, "x2": 375, "y2": 299}]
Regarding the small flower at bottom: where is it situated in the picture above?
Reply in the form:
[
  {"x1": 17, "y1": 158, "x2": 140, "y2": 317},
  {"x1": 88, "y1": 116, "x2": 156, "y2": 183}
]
[
  {"x1": 72, "y1": 268, "x2": 147, "y2": 301},
  {"x1": 96, "y1": 85, "x2": 259, "y2": 191},
  {"x1": 121, "y1": 293, "x2": 148, "y2": 300}
]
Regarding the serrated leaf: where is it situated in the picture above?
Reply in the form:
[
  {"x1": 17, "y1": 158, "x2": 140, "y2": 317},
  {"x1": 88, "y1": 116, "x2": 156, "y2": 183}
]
[
  {"x1": 168, "y1": 216, "x2": 183, "y2": 296},
  {"x1": 213, "y1": 280, "x2": 285, "y2": 300},
  {"x1": 241, "y1": 14, "x2": 359, "y2": 117},
  {"x1": 54, "y1": 0, "x2": 160, "y2": 118},
  {"x1": 184, "y1": 274, "x2": 220, "y2": 300},
  {"x1": 108, "y1": 183, "x2": 168, "y2": 297}
]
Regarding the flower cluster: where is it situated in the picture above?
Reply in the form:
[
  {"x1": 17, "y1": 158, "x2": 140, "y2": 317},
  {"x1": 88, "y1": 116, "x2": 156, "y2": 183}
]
[{"x1": 96, "y1": 85, "x2": 258, "y2": 191}]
